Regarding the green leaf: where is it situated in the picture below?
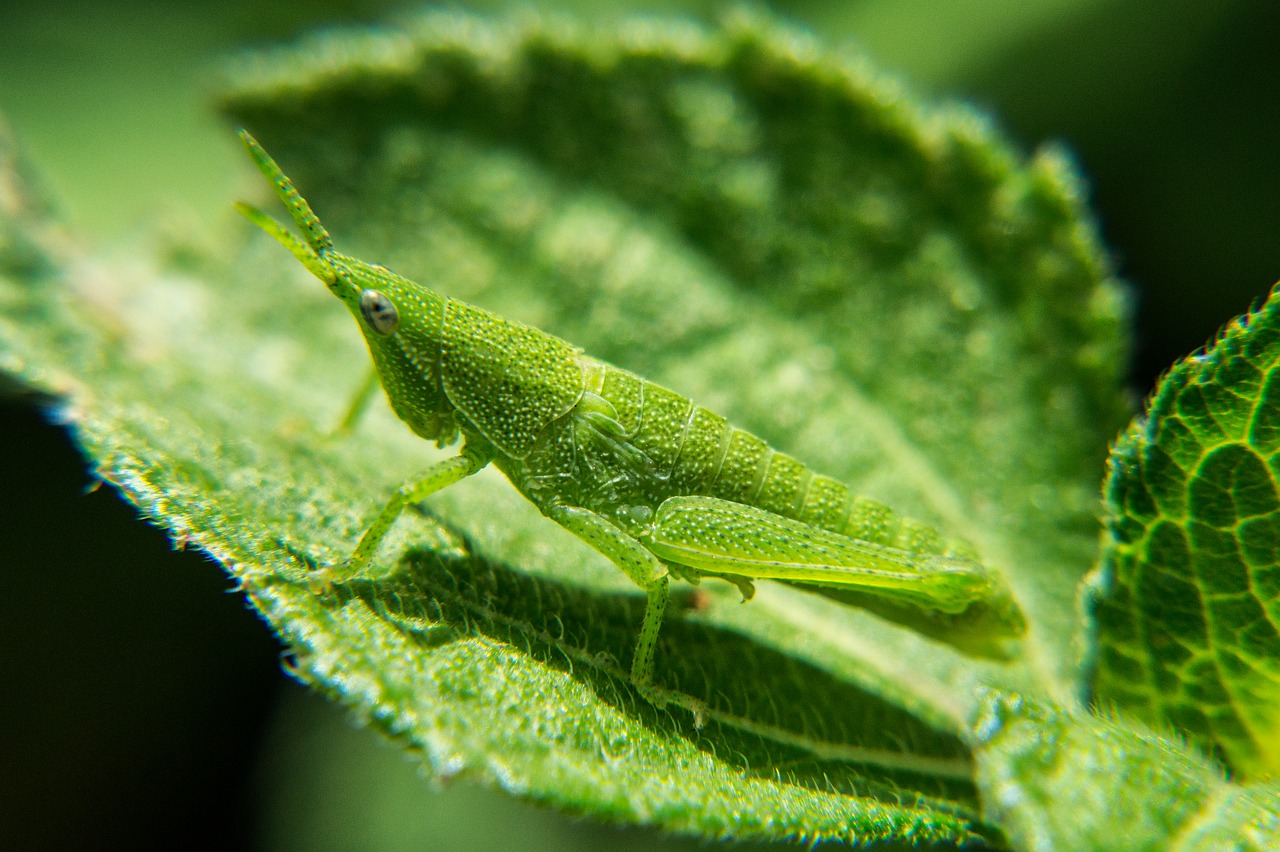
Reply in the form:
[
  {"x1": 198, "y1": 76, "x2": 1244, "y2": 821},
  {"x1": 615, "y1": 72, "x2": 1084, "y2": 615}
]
[
  {"x1": 1, "y1": 9, "x2": 1127, "y2": 847},
  {"x1": 972, "y1": 691, "x2": 1280, "y2": 852},
  {"x1": 1090, "y1": 285, "x2": 1280, "y2": 779},
  {"x1": 222, "y1": 7, "x2": 1129, "y2": 694}
]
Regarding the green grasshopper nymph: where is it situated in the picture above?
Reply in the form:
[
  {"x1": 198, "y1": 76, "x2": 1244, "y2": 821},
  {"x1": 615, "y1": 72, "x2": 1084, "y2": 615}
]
[{"x1": 236, "y1": 130, "x2": 1025, "y2": 713}]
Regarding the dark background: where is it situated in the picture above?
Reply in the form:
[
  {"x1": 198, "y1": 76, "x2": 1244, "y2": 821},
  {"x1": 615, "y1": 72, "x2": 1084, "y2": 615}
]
[{"x1": 2, "y1": 1, "x2": 1277, "y2": 849}]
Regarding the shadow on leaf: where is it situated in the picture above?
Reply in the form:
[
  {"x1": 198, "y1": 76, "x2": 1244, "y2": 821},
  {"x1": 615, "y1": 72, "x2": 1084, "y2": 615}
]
[{"x1": 322, "y1": 541, "x2": 981, "y2": 812}]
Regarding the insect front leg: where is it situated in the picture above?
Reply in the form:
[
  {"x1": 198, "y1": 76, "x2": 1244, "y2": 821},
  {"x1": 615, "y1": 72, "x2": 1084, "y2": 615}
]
[
  {"x1": 545, "y1": 504, "x2": 701, "y2": 718},
  {"x1": 338, "y1": 444, "x2": 491, "y2": 580}
]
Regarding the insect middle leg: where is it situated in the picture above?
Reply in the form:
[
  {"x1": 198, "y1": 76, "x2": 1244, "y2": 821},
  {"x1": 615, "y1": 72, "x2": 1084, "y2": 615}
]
[{"x1": 545, "y1": 504, "x2": 689, "y2": 711}]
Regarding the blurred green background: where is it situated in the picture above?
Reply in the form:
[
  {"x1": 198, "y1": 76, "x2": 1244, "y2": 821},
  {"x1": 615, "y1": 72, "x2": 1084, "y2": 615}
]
[{"x1": 1, "y1": 1, "x2": 1277, "y2": 849}]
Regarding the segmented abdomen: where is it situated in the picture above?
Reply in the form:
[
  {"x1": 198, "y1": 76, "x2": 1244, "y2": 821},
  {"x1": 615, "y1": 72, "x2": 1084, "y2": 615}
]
[{"x1": 591, "y1": 361, "x2": 953, "y2": 557}]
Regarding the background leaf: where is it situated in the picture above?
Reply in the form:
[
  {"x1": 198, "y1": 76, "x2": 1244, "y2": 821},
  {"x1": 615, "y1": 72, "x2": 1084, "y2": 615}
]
[{"x1": 1089, "y1": 284, "x2": 1280, "y2": 779}]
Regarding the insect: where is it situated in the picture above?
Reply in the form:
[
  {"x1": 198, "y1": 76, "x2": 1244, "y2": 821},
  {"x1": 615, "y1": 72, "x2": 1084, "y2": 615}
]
[{"x1": 236, "y1": 130, "x2": 1025, "y2": 712}]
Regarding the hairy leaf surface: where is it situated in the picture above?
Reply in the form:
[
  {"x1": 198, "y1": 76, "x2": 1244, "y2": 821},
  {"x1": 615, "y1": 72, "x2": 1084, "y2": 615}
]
[
  {"x1": 1, "y1": 10, "x2": 1130, "y2": 847},
  {"x1": 972, "y1": 691, "x2": 1280, "y2": 851}
]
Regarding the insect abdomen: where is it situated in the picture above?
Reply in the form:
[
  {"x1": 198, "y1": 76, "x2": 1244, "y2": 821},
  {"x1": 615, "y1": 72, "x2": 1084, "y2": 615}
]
[
  {"x1": 707, "y1": 427, "x2": 825, "y2": 523},
  {"x1": 596, "y1": 363, "x2": 956, "y2": 558},
  {"x1": 612, "y1": 369, "x2": 826, "y2": 522},
  {"x1": 733, "y1": 444, "x2": 954, "y2": 558}
]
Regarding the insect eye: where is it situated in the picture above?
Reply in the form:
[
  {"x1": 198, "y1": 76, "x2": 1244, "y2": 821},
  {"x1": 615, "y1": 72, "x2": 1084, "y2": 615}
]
[{"x1": 359, "y1": 289, "x2": 399, "y2": 335}]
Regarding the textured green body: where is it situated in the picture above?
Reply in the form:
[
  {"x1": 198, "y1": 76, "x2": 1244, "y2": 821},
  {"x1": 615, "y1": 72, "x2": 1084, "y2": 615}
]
[
  {"x1": 236, "y1": 130, "x2": 1023, "y2": 710},
  {"x1": 359, "y1": 283, "x2": 969, "y2": 568},
  {"x1": 499, "y1": 353, "x2": 964, "y2": 563}
]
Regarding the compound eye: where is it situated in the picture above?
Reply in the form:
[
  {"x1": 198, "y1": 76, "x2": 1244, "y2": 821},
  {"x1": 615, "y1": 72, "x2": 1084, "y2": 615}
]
[{"x1": 359, "y1": 289, "x2": 399, "y2": 335}]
